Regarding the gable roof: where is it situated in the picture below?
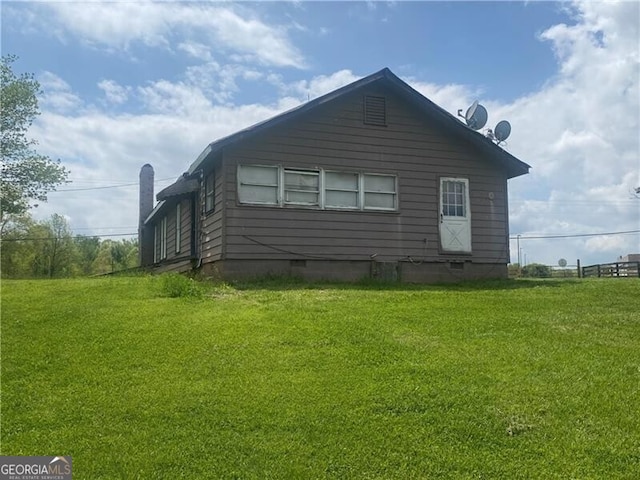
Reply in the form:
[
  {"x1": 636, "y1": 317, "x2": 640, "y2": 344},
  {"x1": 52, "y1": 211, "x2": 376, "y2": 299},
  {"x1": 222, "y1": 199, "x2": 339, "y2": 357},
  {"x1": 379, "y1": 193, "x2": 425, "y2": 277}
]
[{"x1": 187, "y1": 67, "x2": 530, "y2": 179}]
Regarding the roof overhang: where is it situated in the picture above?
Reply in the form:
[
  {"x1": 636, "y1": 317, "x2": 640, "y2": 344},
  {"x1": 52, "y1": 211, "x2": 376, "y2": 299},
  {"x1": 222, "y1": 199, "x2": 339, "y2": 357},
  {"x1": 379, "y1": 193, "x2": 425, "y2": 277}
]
[
  {"x1": 185, "y1": 67, "x2": 530, "y2": 179},
  {"x1": 156, "y1": 176, "x2": 199, "y2": 201},
  {"x1": 144, "y1": 200, "x2": 166, "y2": 225}
]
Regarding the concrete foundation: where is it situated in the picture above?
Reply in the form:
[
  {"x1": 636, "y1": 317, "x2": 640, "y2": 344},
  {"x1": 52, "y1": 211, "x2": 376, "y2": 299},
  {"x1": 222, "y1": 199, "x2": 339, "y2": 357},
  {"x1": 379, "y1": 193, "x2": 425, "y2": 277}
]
[{"x1": 199, "y1": 259, "x2": 508, "y2": 283}]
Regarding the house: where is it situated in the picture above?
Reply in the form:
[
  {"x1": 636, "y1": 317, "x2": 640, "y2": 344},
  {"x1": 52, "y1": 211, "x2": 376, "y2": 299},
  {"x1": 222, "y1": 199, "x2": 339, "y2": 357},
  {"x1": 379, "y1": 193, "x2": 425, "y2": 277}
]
[
  {"x1": 138, "y1": 68, "x2": 530, "y2": 282},
  {"x1": 618, "y1": 254, "x2": 640, "y2": 263}
]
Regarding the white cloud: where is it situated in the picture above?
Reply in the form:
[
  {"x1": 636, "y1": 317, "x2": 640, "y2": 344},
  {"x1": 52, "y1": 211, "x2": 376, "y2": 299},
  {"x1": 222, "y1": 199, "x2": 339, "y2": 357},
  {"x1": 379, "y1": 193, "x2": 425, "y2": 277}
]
[
  {"x1": 36, "y1": 2, "x2": 306, "y2": 68},
  {"x1": 287, "y1": 70, "x2": 361, "y2": 100},
  {"x1": 137, "y1": 80, "x2": 213, "y2": 116},
  {"x1": 406, "y1": 80, "x2": 479, "y2": 118},
  {"x1": 177, "y1": 42, "x2": 213, "y2": 62},
  {"x1": 98, "y1": 80, "x2": 130, "y2": 105},
  {"x1": 38, "y1": 71, "x2": 83, "y2": 113},
  {"x1": 492, "y1": 0, "x2": 640, "y2": 264}
]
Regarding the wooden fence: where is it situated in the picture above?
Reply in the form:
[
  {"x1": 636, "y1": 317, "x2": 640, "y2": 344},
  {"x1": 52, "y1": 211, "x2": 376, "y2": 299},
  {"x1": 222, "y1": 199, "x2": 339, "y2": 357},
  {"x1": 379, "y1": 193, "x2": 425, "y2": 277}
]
[{"x1": 581, "y1": 262, "x2": 640, "y2": 278}]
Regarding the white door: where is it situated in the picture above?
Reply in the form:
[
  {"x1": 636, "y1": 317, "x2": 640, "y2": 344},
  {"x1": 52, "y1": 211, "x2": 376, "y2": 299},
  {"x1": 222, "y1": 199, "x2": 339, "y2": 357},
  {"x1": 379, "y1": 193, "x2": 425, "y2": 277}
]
[{"x1": 439, "y1": 178, "x2": 471, "y2": 253}]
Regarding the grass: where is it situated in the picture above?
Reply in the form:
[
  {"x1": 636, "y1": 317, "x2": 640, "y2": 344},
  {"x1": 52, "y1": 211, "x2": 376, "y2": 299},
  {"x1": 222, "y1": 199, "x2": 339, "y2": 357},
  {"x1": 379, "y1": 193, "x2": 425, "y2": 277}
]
[{"x1": 1, "y1": 276, "x2": 639, "y2": 479}]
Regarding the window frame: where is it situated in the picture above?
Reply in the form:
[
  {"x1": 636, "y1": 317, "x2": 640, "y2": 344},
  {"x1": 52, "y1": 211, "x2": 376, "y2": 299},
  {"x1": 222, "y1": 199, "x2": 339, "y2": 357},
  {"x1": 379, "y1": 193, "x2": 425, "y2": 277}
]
[
  {"x1": 283, "y1": 168, "x2": 320, "y2": 207},
  {"x1": 362, "y1": 173, "x2": 398, "y2": 211},
  {"x1": 441, "y1": 178, "x2": 469, "y2": 218},
  {"x1": 155, "y1": 216, "x2": 167, "y2": 262},
  {"x1": 237, "y1": 164, "x2": 280, "y2": 206},
  {"x1": 324, "y1": 170, "x2": 360, "y2": 210},
  {"x1": 236, "y1": 164, "x2": 398, "y2": 212},
  {"x1": 175, "y1": 202, "x2": 182, "y2": 254},
  {"x1": 204, "y1": 171, "x2": 215, "y2": 213}
]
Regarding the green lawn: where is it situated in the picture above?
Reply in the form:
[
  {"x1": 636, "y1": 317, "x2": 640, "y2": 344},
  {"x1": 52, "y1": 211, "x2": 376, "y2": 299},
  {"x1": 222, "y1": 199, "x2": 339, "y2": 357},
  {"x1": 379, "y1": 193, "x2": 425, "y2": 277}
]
[{"x1": 2, "y1": 276, "x2": 639, "y2": 479}]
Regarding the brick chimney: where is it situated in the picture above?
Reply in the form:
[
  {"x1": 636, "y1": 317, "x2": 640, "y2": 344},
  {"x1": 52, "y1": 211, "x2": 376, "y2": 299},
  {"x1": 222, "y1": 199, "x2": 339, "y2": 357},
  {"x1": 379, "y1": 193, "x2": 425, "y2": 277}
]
[{"x1": 138, "y1": 164, "x2": 155, "y2": 267}]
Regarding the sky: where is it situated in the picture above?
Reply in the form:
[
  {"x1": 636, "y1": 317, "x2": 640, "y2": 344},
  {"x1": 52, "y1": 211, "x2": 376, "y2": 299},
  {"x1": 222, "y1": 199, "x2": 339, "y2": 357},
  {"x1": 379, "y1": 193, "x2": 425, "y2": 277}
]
[{"x1": 2, "y1": 0, "x2": 639, "y2": 267}]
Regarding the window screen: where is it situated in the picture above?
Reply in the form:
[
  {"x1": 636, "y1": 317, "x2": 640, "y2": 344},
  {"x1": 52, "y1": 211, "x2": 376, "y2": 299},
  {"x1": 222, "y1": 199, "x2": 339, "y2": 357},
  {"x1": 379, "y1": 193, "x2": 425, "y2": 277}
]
[
  {"x1": 205, "y1": 171, "x2": 215, "y2": 212},
  {"x1": 238, "y1": 165, "x2": 279, "y2": 205},
  {"x1": 284, "y1": 169, "x2": 319, "y2": 205},
  {"x1": 363, "y1": 174, "x2": 396, "y2": 210},
  {"x1": 325, "y1": 171, "x2": 359, "y2": 208}
]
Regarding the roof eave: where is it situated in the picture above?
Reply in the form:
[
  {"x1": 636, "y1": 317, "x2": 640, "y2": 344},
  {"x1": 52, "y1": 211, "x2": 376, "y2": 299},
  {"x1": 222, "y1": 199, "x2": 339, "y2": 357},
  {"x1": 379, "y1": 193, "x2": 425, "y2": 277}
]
[
  {"x1": 185, "y1": 67, "x2": 530, "y2": 179},
  {"x1": 144, "y1": 200, "x2": 166, "y2": 225}
]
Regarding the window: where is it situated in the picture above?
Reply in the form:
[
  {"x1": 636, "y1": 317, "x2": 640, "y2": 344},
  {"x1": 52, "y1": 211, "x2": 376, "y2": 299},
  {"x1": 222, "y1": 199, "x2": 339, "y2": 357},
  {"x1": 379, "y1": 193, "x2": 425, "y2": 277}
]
[
  {"x1": 238, "y1": 165, "x2": 279, "y2": 205},
  {"x1": 364, "y1": 95, "x2": 386, "y2": 126},
  {"x1": 363, "y1": 174, "x2": 397, "y2": 210},
  {"x1": 175, "y1": 203, "x2": 182, "y2": 254},
  {"x1": 284, "y1": 169, "x2": 319, "y2": 206},
  {"x1": 204, "y1": 171, "x2": 215, "y2": 212},
  {"x1": 155, "y1": 216, "x2": 167, "y2": 262},
  {"x1": 236, "y1": 165, "x2": 398, "y2": 212},
  {"x1": 325, "y1": 171, "x2": 359, "y2": 209},
  {"x1": 441, "y1": 180, "x2": 466, "y2": 217}
]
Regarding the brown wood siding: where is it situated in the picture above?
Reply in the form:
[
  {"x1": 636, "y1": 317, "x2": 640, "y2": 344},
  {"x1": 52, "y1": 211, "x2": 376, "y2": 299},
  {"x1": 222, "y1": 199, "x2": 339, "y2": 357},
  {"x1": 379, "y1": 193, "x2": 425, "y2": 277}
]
[
  {"x1": 155, "y1": 258, "x2": 193, "y2": 274},
  {"x1": 176, "y1": 197, "x2": 191, "y2": 257},
  {"x1": 148, "y1": 197, "x2": 194, "y2": 272},
  {"x1": 221, "y1": 85, "x2": 510, "y2": 264},
  {"x1": 201, "y1": 165, "x2": 224, "y2": 263}
]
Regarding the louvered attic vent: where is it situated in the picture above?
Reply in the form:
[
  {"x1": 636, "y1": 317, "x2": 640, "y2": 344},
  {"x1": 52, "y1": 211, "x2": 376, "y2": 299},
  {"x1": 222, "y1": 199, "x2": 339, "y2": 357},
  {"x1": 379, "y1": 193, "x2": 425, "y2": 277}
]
[{"x1": 364, "y1": 95, "x2": 386, "y2": 126}]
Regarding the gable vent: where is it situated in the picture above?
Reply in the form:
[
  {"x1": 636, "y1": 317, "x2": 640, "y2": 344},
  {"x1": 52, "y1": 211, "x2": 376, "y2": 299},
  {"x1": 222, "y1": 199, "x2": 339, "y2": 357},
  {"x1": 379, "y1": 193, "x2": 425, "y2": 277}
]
[{"x1": 364, "y1": 95, "x2": 386, "y2": 126}]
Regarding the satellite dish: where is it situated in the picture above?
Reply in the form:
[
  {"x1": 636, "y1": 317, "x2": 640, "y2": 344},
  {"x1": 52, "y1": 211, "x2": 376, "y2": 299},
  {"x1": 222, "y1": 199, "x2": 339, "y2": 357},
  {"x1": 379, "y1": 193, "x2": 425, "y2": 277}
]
[
  {"x1": 464, "y1": 101, "x2": 488, "y2": 130},
  {"x1": 466, "y1": 100, "x2": 478, "y2": 119},
  {"x1": 558, "y1": 258, "x2": 567, "y2": 268},
  {"x1": 494, "y1": 120, "x2": 511, "y2": 142}
]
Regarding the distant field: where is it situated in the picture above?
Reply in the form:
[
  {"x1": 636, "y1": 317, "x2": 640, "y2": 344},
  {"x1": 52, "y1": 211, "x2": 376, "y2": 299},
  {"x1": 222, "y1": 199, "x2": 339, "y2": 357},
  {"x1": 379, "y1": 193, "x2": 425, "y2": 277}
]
[{"x1": 2, "y1": 276, "x2": 639, "y2": 479}]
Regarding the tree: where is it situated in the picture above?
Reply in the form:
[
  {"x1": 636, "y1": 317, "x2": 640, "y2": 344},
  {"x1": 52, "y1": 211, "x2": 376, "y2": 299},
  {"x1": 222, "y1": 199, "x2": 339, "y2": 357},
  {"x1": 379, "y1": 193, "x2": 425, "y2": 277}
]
[
  {"x1": 93, "y1": 238, "x2": 139, "y2": 274},
  {"x1": 0, "y1": 213, "x2": 37, "y2": 277},
  {"x1": 74, "y1": 235, "x2": 101, "y2": 275},
  {"x1": 1, "y1": 55, "x2": 69, "y2": 223},
  {"x1": 31, "y1": 213, "x2": 76, "y2": 278}
]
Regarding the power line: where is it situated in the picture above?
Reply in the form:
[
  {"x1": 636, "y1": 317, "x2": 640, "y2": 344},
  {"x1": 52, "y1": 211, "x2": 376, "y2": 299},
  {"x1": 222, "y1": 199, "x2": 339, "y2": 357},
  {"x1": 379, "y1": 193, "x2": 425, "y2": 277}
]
[
  {"x1": 510, "y1": 229, "x2": 640, "y2": 240},
  {"x1": 50, "y1": 177, "x2": 175, "y2": 193},
  {"x1": 6, "y1": 230, "x2": 639, "y2": 243},
  {"x1": 1, "y1": 232, "x2": 137, "y2": 242}
]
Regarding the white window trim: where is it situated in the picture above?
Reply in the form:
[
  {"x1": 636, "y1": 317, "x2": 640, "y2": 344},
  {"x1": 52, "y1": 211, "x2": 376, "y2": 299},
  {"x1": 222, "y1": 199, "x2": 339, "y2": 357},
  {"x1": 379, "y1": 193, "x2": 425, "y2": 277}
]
[
  {"x1": 441, "y1": 177, "x2": 470, "y2": 219},
  {"x1": 238, "y1": 164, "x2": 280, "y2": 205},
  {"x1": 160, "y1": 216, "x2": 167, "y2": 260},
  {"x1": 283, "y1": 168, "x2": 320, "y2": 206},
  {"x1": 237, "y1": 165, "x2": 398, "y2": 212},
  {"x1": 325, "y1": 170, "x2": 360, "y2": 210},
  {"x1": 175, "y1": 203, "x2": 182, "y2": 254},
  {"x1": 154, "y1": 224, "x2": 159, "y2": 264},
  {"x1": 154, "y1": 216, "x2": 168, "y2": 262},
  {"x1": 205, "y1": 171, "x2": 215, "y2": 212},
  {"x1": 362, "y1": 173, "x2": 398, "y2": 211}
]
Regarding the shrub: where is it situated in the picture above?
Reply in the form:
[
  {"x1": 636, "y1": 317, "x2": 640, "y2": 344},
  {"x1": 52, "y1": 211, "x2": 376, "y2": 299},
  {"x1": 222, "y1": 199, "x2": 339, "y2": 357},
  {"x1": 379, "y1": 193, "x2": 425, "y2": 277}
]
[
  {"x1": 158, "y1": 273, "x2": 204, "y2": 298},
  {"x1": 521, "y1": 263, "x2": 551, "y2": 278}
]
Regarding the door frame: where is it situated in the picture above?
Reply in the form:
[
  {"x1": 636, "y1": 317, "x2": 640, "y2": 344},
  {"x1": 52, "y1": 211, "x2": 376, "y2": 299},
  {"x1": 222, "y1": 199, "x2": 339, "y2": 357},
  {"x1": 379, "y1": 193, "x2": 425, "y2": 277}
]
[{"x1": 438, "y1": 176, "x2": 472, "y2": 254}]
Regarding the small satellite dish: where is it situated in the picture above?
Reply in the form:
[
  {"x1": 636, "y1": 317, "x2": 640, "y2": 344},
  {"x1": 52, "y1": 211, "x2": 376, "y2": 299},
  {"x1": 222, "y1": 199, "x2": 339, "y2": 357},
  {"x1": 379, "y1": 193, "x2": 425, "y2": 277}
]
[
  {"x1": 494, "y1": 120, "x2": 511, "y2": 142},
  {"x1": 466, "y1": 100, "x2": 478, "y2": 119},
  {"x1": 465, "y1": 101, "x2": 488, "y2": 130},
  {"x1": 558, "y1": 258, "x2": 567, "y2": 268}
]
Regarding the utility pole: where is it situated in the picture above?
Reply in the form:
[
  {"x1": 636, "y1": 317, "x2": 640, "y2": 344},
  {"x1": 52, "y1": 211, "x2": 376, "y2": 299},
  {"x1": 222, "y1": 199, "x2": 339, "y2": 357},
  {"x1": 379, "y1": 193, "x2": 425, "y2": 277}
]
[{"x1": 517, "y1": 234, "x2": 521, "y2": 276}]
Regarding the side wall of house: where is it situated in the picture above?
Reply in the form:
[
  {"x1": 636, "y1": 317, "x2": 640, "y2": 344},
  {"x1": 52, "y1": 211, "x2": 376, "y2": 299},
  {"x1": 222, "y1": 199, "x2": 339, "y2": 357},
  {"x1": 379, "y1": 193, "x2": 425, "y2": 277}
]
[
  {"x1": 200, "y1": 164, "x2": 225, "y2": 263},
  {"x1": 152, "y1": 196, "x2": 194, "y2": 273},
  {"x1": 206, "y1": 85, "x2": 510, "y2": 281}
]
